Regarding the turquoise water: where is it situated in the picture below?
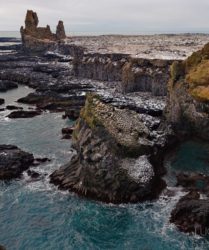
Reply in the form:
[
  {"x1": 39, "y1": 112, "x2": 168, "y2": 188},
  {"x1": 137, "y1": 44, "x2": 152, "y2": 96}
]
[{"x1": 0, "y1": 88, "x2": 209, "y2": 249}]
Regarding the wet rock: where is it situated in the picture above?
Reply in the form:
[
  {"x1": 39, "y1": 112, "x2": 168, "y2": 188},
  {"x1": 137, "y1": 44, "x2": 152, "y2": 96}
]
[
  {"x1": 0, "y1": 80, "x2": 18, "y2": 92},
  {"x1": 0, "y1": 145, "x2": 34, "y2": 180},
  {"x1": 7, "y1": 110, "x2": 42, "y2": 119},
  {"x1": 176, "y1": 173, "x2": 209, "y2": 193},
  {"x1": 0, "y1": 98, "x2": 4, "y2": 105},
  {"x1": 170, "y1": 191, "x2": 209, "y2": 235},
  {"x1": 62, "y1": 126, "x2": 74, "y2": 139},
  {"x1": 0, "y1": 245, "x2": 6, "y2": 250},
  {"x1": 27, "y1": 170, "x2": 40, "y2": 179},
  {"x1": 6, "y1": 105, "x2": 23, "y2": 110}
]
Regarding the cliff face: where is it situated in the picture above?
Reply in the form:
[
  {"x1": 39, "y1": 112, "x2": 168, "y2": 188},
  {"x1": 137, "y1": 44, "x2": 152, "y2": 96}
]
[
  {"x1": 73, "y1": 53, "x2": 129, "y2": 82},
  {"x1": 122, "y1": 58, "x2": 174, "y2": 96},
  {"x1": 73, "y1": 54, "x2": 174, "y2": 96},
  {"x1": 20, "y1": 10, "x2": 66, "y2": 52},
  {"x1": 166, "y1": 42, "x2": 209, "y2": 139},
  {"x1": 50, "y1": 94, "x2": 167, "y2": 203}
]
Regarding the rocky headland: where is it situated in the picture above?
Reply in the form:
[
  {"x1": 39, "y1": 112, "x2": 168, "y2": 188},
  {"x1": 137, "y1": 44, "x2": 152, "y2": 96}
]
[{"x1": 1, "y1": 9, "x2": 209, "y2": 238}]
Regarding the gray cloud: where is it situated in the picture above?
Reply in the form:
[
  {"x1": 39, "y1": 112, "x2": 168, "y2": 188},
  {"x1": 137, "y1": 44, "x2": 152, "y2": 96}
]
[{"x1": 0, "y1": 0, "x2": 209, "y2": 34}]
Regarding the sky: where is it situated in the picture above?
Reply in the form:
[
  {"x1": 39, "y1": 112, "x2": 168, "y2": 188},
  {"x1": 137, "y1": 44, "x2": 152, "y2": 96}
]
[{"x1": 1, "y1": 0, "x2": 209, "y2": 35}]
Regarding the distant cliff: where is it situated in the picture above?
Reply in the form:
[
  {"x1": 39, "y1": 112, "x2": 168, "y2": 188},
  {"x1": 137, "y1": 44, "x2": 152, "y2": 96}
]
[{"x1": 20, "y1": 10, "x2": 66, "y2": 52}]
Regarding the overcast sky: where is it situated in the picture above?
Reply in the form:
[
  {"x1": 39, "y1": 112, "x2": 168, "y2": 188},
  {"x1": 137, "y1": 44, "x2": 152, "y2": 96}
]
[{"x1": 1, "y1": 0, "x2": 209, "y2": 34}]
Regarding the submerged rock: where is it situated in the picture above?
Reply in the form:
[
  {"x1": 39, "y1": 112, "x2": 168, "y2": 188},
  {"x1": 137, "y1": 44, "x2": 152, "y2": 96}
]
[{"x1": 0, "y1": 145, "x2": 34, "y2": 180}]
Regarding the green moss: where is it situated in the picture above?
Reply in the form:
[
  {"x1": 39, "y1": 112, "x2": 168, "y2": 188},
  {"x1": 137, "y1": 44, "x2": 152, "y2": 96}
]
[{"x1": 80, "y1": 93, "x2": 102, "y2": 129}]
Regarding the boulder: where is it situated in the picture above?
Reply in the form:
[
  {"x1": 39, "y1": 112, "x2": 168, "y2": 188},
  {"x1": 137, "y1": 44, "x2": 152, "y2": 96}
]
[{"x1": 0, "y1": 145, "x2": 34, "y2": 180}]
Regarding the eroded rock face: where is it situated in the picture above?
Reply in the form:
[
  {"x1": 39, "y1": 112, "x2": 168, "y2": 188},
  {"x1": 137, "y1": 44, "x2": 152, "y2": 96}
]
[
  {"x1": 20, "y1": 10, "x2": 66, "y2": 52},
  {"x1": 50, "y1": 94, "x2": 166, "y2": 203},
  {"x1": 0, "y1": 145, "x2": 34, "y2": 180},
  {"x1": 166, "y1": 42, "x2": 209, "y2": 139},
  {"x1": 73, "y1": 54, "x2": 174, "y2": 96}
]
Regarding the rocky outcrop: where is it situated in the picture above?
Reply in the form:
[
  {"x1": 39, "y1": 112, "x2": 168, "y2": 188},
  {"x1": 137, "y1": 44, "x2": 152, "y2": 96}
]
[
  {"x1": 122, "y1": 58, "x2": 174, "y2": 96},
  {"x1": 166, "y1": 42, "x2": 209, "y2": 139},
  {"x1": 50, "y1": 93, "x2": 168, "y2": 203},
  {"x1": 56, "y1": 21, "x2": 66, "y2": 40},
  {"x1": 170, "y1": 191, "x2": 209, "y2": 235},
  {"x1": 73, "y1": 54, "x2": 175, "y2": 96},
  {"x1": 73, "y1": 53, "x2": 129, "y2": 82},
  {"x1": 0, "y1": 145, "x2": 34, "y2": 180},
  {"x1": 20, "y1": 10, "x2": 66, "y2": 52}
]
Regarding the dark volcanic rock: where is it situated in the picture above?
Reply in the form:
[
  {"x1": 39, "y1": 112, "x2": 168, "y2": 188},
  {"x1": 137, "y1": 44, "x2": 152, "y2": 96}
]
[
  {"x1": 170, "y1": 191, "x2": 209, "y2": 235},
  {"x1": 0, "y1": 145, "x2": 34, "y2": 180},
  {"x1": 50, "y1": 94, "x2": 167, "y2": 203},
  {"x1": 0, "y1": 245, "x2": 6, "y2": 250},
  {"x1": 0, "y1": 98, "x2": 4, "y2": 105},
  {"x1": 61, "y1": 126, "x2": 74, "y2": 139},
  {"x1": 7, "y1": 110, "x2": 42, "y2": 119},
  {"x1": 6, "y1": 105, "x2": 23, "y2": 110},
  {"x1": 0, "y1": 80, "x2": 18, "y2": 92},
  {"x1": 27, "y1": 170, "x2": 40, "y2": 179}
]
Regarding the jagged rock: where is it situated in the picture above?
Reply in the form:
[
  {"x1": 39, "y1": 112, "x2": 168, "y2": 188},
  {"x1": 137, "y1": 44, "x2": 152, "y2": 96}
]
[
  {"x1": 0, "y1": 145, "x2": 34, "y2": 180},
  {"x1": 56, "y1": 21, "x2": 66, "y2": 40},
  {"x1": 20, "y1": 10, "x2": 66, "y2": 52},
  {"x1": 50, "y1": 94, "x2": 166, "y2": 203}
]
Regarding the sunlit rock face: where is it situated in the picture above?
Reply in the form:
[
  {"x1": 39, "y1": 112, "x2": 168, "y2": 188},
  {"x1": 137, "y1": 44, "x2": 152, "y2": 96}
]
[{"x1": 20, "y1": 10, "x2": 66, "y2": 52}]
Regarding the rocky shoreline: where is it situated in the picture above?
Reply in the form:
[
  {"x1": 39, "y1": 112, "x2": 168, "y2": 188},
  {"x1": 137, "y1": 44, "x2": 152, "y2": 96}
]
[{"x1": 1, "y1": 9, "x2": 209, "y2": 239}]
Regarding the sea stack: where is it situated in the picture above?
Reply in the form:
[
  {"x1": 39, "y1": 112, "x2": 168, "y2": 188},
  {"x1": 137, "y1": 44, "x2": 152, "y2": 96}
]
[{"x1": 20, "y1": 10, "x2": 66, "y2": 52}]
